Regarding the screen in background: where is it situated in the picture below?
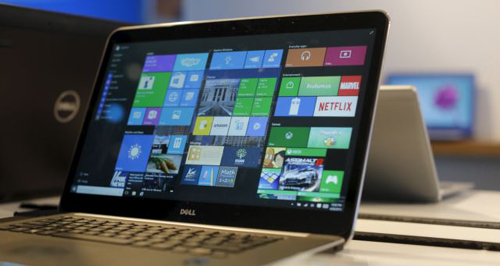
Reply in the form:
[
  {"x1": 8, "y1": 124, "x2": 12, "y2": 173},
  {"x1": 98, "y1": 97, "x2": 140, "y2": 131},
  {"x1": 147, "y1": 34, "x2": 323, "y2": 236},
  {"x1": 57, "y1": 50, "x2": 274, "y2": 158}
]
[
  {"x1": 386, "y1": 75, "x2": 475, "y2": 140},
  {"x1": 71, "y1": 29, "x2": 376, "y2": 212},
  {"x1": 2, "y1": 0, "x2": 143, "y2": 23}
]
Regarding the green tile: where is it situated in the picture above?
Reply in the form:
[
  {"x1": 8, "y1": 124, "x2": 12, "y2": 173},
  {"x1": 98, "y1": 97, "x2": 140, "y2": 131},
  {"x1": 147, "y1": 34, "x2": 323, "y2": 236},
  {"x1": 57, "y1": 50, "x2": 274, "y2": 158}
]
[
  {"x1": 133, "y1": 72, "x2": 171, "y2": 107},
  {"x1": 267, "y1": 127, "x2": 310, "y2": 148},
  {"x1": 256, "y1": 78, "x2": 277, "y2": 97},
  {"x1": 238, "y1": 78, "x2": 258, "y2": 97},
  {"x1": 233, "y1": 97, "x2": 254, "y2": 116},
  {"x1": 251, "y1": 97, "x2": 272, "y2": 116},
  {"x1": 279, "y1": 77, "x2": 301, "y2": 96},
  {"x1": 298, "y1": 76, "x2": 340, "y2": 96}
]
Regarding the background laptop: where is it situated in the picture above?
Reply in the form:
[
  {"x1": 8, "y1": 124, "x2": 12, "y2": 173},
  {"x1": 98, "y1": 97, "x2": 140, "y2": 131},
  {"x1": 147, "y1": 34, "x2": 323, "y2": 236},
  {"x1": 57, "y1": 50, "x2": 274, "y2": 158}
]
[
  {"x1": 364, "y1": 86, "x2": 473, "y2": 202},
  {"x1": 0, "y1": 12, "x2": 389, "y2": 266},
  {"x1": 386, "y1": 74, "x2": 475, "y2": 141},
  {"x1": 0, "y1": 4, "x2": 126, "y2": 202}
]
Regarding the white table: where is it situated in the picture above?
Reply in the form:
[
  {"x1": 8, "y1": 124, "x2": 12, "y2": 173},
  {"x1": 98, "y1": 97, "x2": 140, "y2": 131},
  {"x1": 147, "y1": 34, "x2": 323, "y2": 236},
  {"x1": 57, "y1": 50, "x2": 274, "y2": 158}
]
[
  {"x1": 360, "y1": 190, "x2": 500, "y2": 222},
  {"x1": 284, "y1": 240, "x2": 500, "y2": 266},
  {"x1": 278, "y1": 190, "x2": 500, "y2": 265}
]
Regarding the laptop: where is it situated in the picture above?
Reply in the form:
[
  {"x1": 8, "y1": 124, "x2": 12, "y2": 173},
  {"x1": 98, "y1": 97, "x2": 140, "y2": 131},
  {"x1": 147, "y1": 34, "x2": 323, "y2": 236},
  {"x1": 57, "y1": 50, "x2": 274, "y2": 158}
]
[
  {"x1": 0, "y1": 4, "x2": 127, "y2": 202},
  {"x1": 386, "y1": 74, "x2": 475, "y2": 141},
  {"x1": 0, "y1": 11, "x2": 389, "y2": 266},
  {"x1": 364, "y1": 86, "x2": 473, "y2": 203}
]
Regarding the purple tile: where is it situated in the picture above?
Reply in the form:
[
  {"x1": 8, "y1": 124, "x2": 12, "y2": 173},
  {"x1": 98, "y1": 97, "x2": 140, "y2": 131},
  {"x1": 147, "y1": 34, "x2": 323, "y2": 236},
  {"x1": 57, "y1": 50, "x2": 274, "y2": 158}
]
[
  {"x1": 143, "y1": 108, "x2": 162, "y2": 125},
  {"x1": 324, "y1": 46, "x2": 367, "y2": 66},
  {"x1": 143, "y1": 55, "x2": 176, "y2": 72}
]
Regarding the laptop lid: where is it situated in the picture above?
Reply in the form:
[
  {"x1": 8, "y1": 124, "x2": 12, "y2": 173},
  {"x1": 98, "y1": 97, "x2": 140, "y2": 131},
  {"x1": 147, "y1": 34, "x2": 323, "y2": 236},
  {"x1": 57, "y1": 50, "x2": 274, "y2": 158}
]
[
  {"x1": 365, "y1": 85, "x2": 441, "y2": 202},
  {"x1": 59, "y1": 12, "x2": 389, "y2": 239},
  {"x1": 0, "y1": 4, "x2": 126, "y2": 202}
]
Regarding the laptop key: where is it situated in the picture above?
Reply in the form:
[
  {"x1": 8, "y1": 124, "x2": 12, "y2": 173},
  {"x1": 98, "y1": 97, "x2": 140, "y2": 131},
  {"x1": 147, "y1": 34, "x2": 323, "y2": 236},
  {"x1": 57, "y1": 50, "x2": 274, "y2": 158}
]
[
  {"x1": 69, "y1": 229, "x2": 87, "y2": 234},
  {"x1": 99, "y1": 233, "x2": 116, "y2": 238},
  {"x1": 0, "y1": 225, "x2": 18, "y2": 230},
  {"x1": 190, "y1": 247, "x2": 212, "y2": 255},
  {"x1": 105, "y1": 230, "x2": 122, "y2": 235},
  {"x1": 27, "y1": 229, "x2": 43, "y2": 234},
  {"x1": 119, "y1": 230, "x2": 136, "y2": 235},
  {"x1": 114, "y1": 235, "x2": 132, "y2": 239},
  {"x1": 53, "y1": 233, "x2": 133, "y2": 245},
  {"x1": 203, "y1": 244, "x2": 245, "y2": 253},
  {"x1": 150, "y1": 242, "x2": 178, "y2": 250},
  {"x1": 189, "y1": 236, "x2": 209, "y2": 242},
  {"x1": 37, "y1": 230, "x2": 56, "y2": 236},
  {"x1": 183, "y1": 242, "x2": 201, "y2": 248},
  {"x1": 231, "y1": 234, "x2": 250, "y2": 239},
  {"x1": 22, "y1": 222, "x2": 49, "y2": 227},
  {"x1": 204, "y1": 239, "x2": 225, "y2": 245},
  {"x1": 10, "y1": 227, "x2": 31, "y2": 233},
  {"x1": 131, "y1": 236, "x2": 148, "y2": 242},
  {"x1": 226, "y1": 239, "x2": 247, "y2": 244},
  {"x1": 132, "y1": 241, "x2": 152, "y2": 247}
]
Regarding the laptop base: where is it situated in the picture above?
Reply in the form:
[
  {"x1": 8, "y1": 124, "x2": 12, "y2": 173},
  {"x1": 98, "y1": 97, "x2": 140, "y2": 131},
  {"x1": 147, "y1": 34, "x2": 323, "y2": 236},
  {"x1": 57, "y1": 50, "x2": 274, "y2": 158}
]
[
  {"x1": 439, "y1": 181, "x2": 474, "y2": 199},
  {"x1": 0, "y1": 213, "x2": 344, "y2": 266}
]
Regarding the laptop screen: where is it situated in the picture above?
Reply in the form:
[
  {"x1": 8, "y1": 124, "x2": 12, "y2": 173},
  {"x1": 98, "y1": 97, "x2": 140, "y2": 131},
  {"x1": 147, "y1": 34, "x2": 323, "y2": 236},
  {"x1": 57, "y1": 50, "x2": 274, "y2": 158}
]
[
  {"x1": 386, "y1": 74, "x2": 475, "y2": 140},
  {"x1": 70, "y1": 27, "x2": 376, "y2": 213}
]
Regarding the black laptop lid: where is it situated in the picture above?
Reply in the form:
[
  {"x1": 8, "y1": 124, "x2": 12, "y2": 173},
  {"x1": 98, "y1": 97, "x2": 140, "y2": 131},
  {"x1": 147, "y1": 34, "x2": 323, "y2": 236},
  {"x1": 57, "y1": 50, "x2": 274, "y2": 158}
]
[
  {"x1": 60, "y1": 12, "x2": 389, "y2": 239},
  {"x1": 0, "y1": 4, "x2": 126, "y2": 202}
]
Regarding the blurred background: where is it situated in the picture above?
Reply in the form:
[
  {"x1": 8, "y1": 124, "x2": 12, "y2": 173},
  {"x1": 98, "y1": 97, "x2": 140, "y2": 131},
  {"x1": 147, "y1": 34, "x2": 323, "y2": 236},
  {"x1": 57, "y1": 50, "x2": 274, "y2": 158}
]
[{"x1": 2, "y1": 0, "x2": 499, "y2": 190}]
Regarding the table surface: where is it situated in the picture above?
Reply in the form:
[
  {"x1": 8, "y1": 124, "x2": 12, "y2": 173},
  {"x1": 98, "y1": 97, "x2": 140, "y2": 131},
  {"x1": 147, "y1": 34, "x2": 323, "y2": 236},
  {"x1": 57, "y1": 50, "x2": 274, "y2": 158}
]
[
  {"x1": 360, "y1": 189, "x2": 500, "y2": 222},
  {"x1": 277, "y1": 239, "x2": 500, "y2": 266},
  {"x1": 1, "y1": 190, "x2": 499, "y2": 265}
]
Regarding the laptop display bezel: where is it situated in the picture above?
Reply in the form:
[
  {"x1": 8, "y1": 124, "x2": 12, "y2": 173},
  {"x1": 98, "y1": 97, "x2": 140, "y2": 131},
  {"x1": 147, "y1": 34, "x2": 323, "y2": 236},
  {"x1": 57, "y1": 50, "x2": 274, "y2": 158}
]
[{"x1": 60, "y1": 11, "x2": 389, "y2": 239}]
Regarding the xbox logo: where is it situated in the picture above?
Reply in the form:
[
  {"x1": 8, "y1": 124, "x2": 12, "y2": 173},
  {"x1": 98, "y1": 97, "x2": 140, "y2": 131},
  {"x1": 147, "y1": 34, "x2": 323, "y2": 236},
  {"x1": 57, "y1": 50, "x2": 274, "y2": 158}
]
[
  {"x1": 285, "y1": 132, "x2": 293, "y2": 140},
  {"x1": 54, "y1": 90, "x2": 80, "y2": 123}
]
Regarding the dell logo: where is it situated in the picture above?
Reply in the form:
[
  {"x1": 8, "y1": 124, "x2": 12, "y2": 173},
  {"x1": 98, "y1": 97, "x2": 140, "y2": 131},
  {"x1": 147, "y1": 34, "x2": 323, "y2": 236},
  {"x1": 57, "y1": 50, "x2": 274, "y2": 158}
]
[
  {"x1": 54, "y1": 90, "x2": 80, "y2": 123},
  {"x1": 180, "y1": 209, "x2": 196, "y2": 216}
]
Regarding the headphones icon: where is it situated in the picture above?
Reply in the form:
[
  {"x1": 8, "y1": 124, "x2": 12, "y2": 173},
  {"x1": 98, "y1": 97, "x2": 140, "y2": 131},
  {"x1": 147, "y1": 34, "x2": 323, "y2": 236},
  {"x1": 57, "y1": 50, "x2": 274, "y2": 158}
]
[{"x1": 301, "y1": 51, "x2": 311, "y2": 61}]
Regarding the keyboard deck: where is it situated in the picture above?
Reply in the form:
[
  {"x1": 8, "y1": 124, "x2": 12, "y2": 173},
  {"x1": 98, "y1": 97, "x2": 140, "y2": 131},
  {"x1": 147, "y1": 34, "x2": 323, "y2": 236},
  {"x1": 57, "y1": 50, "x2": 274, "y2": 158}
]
[{"x1": 0, "y1": 216, "x2": 283, "y2": 258}]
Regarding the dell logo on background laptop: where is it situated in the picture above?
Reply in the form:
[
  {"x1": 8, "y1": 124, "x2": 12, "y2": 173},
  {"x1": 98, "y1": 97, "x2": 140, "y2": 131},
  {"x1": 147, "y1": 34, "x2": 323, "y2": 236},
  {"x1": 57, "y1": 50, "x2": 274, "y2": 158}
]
[
  {"x1": 54, "y1": 90, "x2": 80, "y2": 123},
  {"x1": 180, "y1": 209, "x2": 196, "y2": 216}
]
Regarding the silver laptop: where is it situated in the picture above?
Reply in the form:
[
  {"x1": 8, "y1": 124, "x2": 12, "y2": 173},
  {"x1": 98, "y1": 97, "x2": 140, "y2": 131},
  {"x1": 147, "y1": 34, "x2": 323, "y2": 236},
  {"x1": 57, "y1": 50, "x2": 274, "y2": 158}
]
[
  {"x1": 0, "y1": 12, "x2": 389, "y2": 266},
  {"x1": 363, "y1": 85, "x2": 473, "y2": 202}
]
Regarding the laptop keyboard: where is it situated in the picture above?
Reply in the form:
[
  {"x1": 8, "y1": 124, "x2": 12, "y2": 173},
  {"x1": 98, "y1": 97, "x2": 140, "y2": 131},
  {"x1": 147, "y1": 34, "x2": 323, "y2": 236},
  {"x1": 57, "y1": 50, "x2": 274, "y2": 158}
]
[{"x1": 0, "y1": 216, "x2": 283, "y2": 258}]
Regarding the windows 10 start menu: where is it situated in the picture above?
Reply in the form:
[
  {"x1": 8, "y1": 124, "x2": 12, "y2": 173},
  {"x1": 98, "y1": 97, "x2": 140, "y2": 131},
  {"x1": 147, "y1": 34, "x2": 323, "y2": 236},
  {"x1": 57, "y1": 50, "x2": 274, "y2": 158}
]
[{"x1": 73, "y1": 31, "x2": 374, "y2": 212}]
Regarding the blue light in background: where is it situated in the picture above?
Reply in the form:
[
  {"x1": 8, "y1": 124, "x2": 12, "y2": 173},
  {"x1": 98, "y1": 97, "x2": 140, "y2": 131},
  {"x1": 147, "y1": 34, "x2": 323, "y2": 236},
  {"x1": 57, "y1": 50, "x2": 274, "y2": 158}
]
[{"x1": 1, "y1": 0, "x2": 143, "y2": 23}]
